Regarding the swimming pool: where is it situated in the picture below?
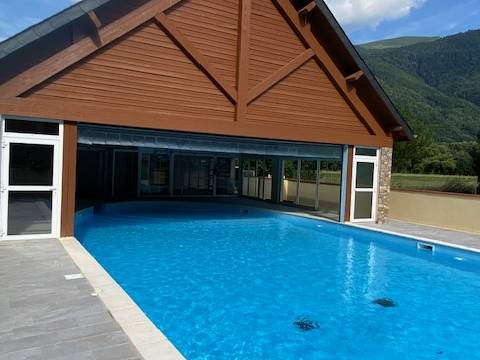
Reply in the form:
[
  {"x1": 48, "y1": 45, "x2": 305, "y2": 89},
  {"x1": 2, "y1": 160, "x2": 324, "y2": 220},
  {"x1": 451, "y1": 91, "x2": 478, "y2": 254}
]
[{"x1": 76, "y1": 202, "x2": 480, "y2": 359}]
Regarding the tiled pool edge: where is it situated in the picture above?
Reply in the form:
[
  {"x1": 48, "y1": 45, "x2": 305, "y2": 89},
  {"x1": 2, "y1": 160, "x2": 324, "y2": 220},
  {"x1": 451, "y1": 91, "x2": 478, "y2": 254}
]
[
  {"x1": 349, "y1": 223, "x2": 480, "y2": 254},
  {"x1": 280, "y1": 211, "x2": 480, "y2": 254},
  {"x1": 60, "y1": 237, "x2": 185, "y2": 360}
]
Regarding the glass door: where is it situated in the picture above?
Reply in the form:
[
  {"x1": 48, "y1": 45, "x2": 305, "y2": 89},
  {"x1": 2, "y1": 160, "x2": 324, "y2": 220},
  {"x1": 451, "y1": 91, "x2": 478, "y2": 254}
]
[
  {"x1": 350, "y1": 148, "x2": 379, "y2": 222},
  {"x1": 174, "y1": 155, "x2": 213, "y2": 196},
  {"x1": 1, "y1": 136, "x2": 61, "y2": 238}
]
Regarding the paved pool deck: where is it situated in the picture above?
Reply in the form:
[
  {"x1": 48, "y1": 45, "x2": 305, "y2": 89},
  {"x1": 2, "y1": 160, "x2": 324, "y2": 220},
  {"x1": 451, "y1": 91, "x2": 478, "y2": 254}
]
[
  {"x1": 360, "y1": 219, "x2": 480, "y2": 251},
  {"x1": 0, "y1": 239, "x2": 141, "y2": 360}
]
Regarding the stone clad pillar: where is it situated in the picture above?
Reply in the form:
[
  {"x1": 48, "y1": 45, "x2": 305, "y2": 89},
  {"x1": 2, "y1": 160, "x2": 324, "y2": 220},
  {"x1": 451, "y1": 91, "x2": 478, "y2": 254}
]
[{"x1": 377, "y1": 147, "x2": 393, "y2": 224}]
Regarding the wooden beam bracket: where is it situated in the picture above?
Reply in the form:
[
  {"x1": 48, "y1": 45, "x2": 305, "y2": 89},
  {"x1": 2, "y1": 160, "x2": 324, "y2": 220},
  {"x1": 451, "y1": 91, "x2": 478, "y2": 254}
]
[
  {"x1": 87, "y1": 10, "x2": 102, "y2": 30},
  {"x1": 154, "y1": 13, "x2": 237, "y2": 104},
  {"x1": 298, "y1": 1, "x2": 316, "y2": 24},
  {"x1": 345, "y1": 70, "x2": 364, "y2": 83}
]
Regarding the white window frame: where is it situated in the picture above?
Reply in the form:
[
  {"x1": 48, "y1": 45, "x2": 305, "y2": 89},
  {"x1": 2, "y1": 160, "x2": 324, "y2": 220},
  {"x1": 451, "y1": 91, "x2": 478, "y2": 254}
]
[
  {"x1": 0, "y1": 116, "x2": 64, "y2": 240},
  {"x1": 350, "y1": 147, "x2": 379, "y2": 223}
]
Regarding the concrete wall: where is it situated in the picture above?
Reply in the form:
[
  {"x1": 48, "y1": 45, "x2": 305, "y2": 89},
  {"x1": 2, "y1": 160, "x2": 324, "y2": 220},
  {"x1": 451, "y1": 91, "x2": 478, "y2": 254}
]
[{"x1": 389, "y1": 190, "x2": 480, "y2": 234}]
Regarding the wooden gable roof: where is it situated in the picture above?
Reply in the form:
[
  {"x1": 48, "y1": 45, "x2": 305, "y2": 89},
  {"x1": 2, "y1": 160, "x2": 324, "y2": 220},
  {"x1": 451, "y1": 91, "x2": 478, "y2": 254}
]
[{"x1": 0, "y1": 0, "x2": 413, "y2": 147}]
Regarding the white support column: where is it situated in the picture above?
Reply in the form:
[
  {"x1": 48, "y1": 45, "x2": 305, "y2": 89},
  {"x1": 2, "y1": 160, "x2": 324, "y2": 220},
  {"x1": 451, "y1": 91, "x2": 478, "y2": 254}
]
[{"x1": 339, "y1": 145, "x2": 349, "y2": 222}]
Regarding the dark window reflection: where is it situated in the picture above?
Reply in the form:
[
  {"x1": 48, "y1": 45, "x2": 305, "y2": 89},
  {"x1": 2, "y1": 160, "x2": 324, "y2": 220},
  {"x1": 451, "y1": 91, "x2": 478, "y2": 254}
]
[
  {"x1": 9, "y1": 143, "x2": 54, "y2": 186},
  {"x1": 8, "y1": 191, "x2": 52, "y2": 235},
  {"x1": 5, "y1": 119, "x2": 59, "y2": 135}
]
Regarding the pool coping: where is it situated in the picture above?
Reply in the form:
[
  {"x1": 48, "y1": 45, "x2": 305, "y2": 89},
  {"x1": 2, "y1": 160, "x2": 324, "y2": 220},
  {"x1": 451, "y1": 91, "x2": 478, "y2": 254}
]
[
  {"x1": 60, "y1": 237, "x2": 185, "y2": 360},
  {"x1": 281, "y1": 210, "x2": 480, "y2": 254}
]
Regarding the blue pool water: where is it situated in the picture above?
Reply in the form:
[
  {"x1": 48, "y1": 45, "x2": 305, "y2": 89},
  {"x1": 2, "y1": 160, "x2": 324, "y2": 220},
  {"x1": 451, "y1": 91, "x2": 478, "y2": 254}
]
[{"x1": 76, "y1": 202, "x2": 480, "y2": 359}]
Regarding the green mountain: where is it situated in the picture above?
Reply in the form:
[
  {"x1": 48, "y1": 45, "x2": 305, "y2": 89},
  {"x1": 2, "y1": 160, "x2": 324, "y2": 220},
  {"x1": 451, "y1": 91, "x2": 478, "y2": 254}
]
[
  {"x1": 360, "y1": 36, "x2": 440, "y2": 50},
  {"x1": 357, "y1": 30, "x2": 480, "y2": 142}
]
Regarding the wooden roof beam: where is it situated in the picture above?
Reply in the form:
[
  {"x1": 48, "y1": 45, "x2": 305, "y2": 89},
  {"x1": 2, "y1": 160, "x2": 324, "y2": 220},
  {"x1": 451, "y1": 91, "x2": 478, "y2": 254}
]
[
  {"x1": 272, "y1": 0, "x2": 386, "y2": 137},
  {"x1": 236, "y1": 0, "x2": 252, "y2": 121},
  {"x1": 155, "y1": 13, "x2": 237, "y2": 105},
  {"x1": 0, "y1": 0, "x2": 186, "y2": 98},
  {"x1": 248, "y1": 48, "x2": 314, "y2": 104},
  {"x1": 0, "y1": 97, "x2": 394, "y2": 147}
]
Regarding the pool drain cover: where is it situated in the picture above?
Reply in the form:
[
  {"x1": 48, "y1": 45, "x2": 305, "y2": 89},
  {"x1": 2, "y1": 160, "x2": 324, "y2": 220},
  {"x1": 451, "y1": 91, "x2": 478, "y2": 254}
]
[
  {"x1": 293, "y1": 317, "x2": 320, "y2": 332},
  {"x1": 372, "y1": 298, "x2": 396, "y2": 308}
]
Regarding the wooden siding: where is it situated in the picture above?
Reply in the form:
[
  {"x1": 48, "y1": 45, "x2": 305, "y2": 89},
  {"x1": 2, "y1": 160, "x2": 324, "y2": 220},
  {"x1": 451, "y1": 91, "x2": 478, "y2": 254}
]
[
  {"x1": 7, "y1": 0, "x2": 395, "y2": 144},
  {"x1": 247, "y1": 59, "x2": 370, "y2": 134},
  {"x1": 248, "y1": 0, "x2": 306, "y2": 90},
  {"x1": 166, "y1": 0, "x2": 239, "y2": 87},
  {"x1": 25, "y1": 20, "x2": 235, "y2": 122}
]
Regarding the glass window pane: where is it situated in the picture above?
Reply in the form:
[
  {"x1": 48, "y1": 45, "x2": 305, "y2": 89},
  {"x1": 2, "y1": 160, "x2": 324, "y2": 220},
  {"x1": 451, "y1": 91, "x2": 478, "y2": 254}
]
[
  {"x1": 174, "y1": 156, "x2": 212, "y2": 196},
  {"x1": 318, "y1": 160, "x2": 342, "y2": 221},
  {"x1": 216, "y1": 157, "x2": 240, "y2": 196},
  {"x1": 140, "y1": 154, "x2": 169, "y2": 196},
  {"x1": 299, "y1": 160, "x2": 316, "y2": 208},
  {"x1": 354, "y1": 191, "x2": 373, "y2": 220},
  {"x1": 256, "y1": 159, "x2": 272, "y2": 200},
  {"x1": 8, "y1": 191, "x2": 52, "y2": 235},
  {"x1": 355, "y1": 148, "x2": 377, "y2": 157},
  {"x1": 5, "y1": 119, "x2": 59, "y2": 135},
  {"x1": 9, "y1": 143, "x2": 54, "y2": 186},
  {"x1": 356, "y1": 162, "x2": 374, "y2": 189},
  {"x1": 282, "y1": 160, "x2": 298, "y2": 204}
]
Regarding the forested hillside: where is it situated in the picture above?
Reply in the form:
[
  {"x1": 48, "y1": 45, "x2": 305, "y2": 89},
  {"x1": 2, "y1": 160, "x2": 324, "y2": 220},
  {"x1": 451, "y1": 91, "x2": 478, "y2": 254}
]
[
  {"x1": 356, "y1": 31, "x2": 480, "y2": 180},
  {"x1": 358, "y1": 30, "x2": 480, "y2": 142}
]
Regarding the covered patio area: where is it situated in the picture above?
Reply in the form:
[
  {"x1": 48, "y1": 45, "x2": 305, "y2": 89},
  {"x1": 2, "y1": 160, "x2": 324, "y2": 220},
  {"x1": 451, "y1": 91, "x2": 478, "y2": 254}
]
[{"x1": 75, "y1": 124, "x2": 346, "y2": 222}]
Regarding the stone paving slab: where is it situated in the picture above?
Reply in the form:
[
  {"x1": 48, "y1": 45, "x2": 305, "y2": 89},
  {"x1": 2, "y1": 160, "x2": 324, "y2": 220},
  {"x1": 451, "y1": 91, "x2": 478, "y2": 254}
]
[
  {"x1": 361, "y1": 219, "x2": 480, "y2": 251},
  {"x1": 0, "y1": 239, "x2": 141, "y2": 360}
]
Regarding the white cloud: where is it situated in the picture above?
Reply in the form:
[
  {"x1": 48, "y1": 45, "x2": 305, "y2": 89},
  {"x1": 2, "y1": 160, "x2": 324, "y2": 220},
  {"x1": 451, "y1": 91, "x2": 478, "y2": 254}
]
[{"x1": 324, "y1": 0, "x2": 426, "y2": 29}]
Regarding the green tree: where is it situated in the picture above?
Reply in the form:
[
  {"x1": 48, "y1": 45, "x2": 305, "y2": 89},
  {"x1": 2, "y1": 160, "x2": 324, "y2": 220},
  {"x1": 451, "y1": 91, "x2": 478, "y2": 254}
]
[
  {"x1": 472, "y1": 132, "x2": 480, "y2": 192},
  {"x1": 392, "y1": 115, "x2": 435, "y2": 173},
  {"x1": 416, "y1": 144, "x2": 457, "y2": 174}
]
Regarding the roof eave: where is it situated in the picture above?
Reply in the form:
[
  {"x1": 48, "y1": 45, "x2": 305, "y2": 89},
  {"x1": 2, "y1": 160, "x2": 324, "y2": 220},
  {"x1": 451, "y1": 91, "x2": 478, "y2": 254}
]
[
  {"x1": 0, "y1": 0, "x2": 111, "y2": 61},
  {"x1": 314, "y1": 0, "x2": 415, "y2": 141}
]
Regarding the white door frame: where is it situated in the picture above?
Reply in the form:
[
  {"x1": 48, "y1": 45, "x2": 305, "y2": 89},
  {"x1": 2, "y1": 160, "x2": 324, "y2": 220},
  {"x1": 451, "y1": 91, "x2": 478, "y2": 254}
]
[
  {"x1": 350, "y1": 148, "x2": 379, "y2": 223},
  {"x1": 0, "y1": 117, "x2": 63, "y2": 240}
]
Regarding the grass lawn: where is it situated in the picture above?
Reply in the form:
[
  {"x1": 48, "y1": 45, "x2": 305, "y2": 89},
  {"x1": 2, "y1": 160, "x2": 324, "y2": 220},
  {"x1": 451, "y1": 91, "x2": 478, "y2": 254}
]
[
  {"x1": 310, "y1": 172, "x2": 479, "y2": 194},
  {"x1": 392, "y1": 173, "x2": 479, "y2": 194}
]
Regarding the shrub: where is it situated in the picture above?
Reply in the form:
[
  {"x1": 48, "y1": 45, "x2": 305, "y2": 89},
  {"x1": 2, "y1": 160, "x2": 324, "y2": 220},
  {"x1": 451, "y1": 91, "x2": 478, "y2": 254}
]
[{"x1": 440, "y1": 178, "x2": 477, "y2": 194}]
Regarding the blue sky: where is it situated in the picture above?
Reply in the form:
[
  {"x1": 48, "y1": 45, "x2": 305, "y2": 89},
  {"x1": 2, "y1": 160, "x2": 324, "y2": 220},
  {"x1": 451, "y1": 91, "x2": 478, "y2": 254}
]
[{"x1": 0, "y1": 0, "x2": 479, "y2": 44}]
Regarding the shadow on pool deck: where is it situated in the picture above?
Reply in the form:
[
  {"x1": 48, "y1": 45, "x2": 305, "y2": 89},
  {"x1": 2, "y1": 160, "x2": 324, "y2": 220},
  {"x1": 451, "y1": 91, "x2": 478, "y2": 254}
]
[{"x1": 0, "y1": 239, "x2": 141, "y2": 360}]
